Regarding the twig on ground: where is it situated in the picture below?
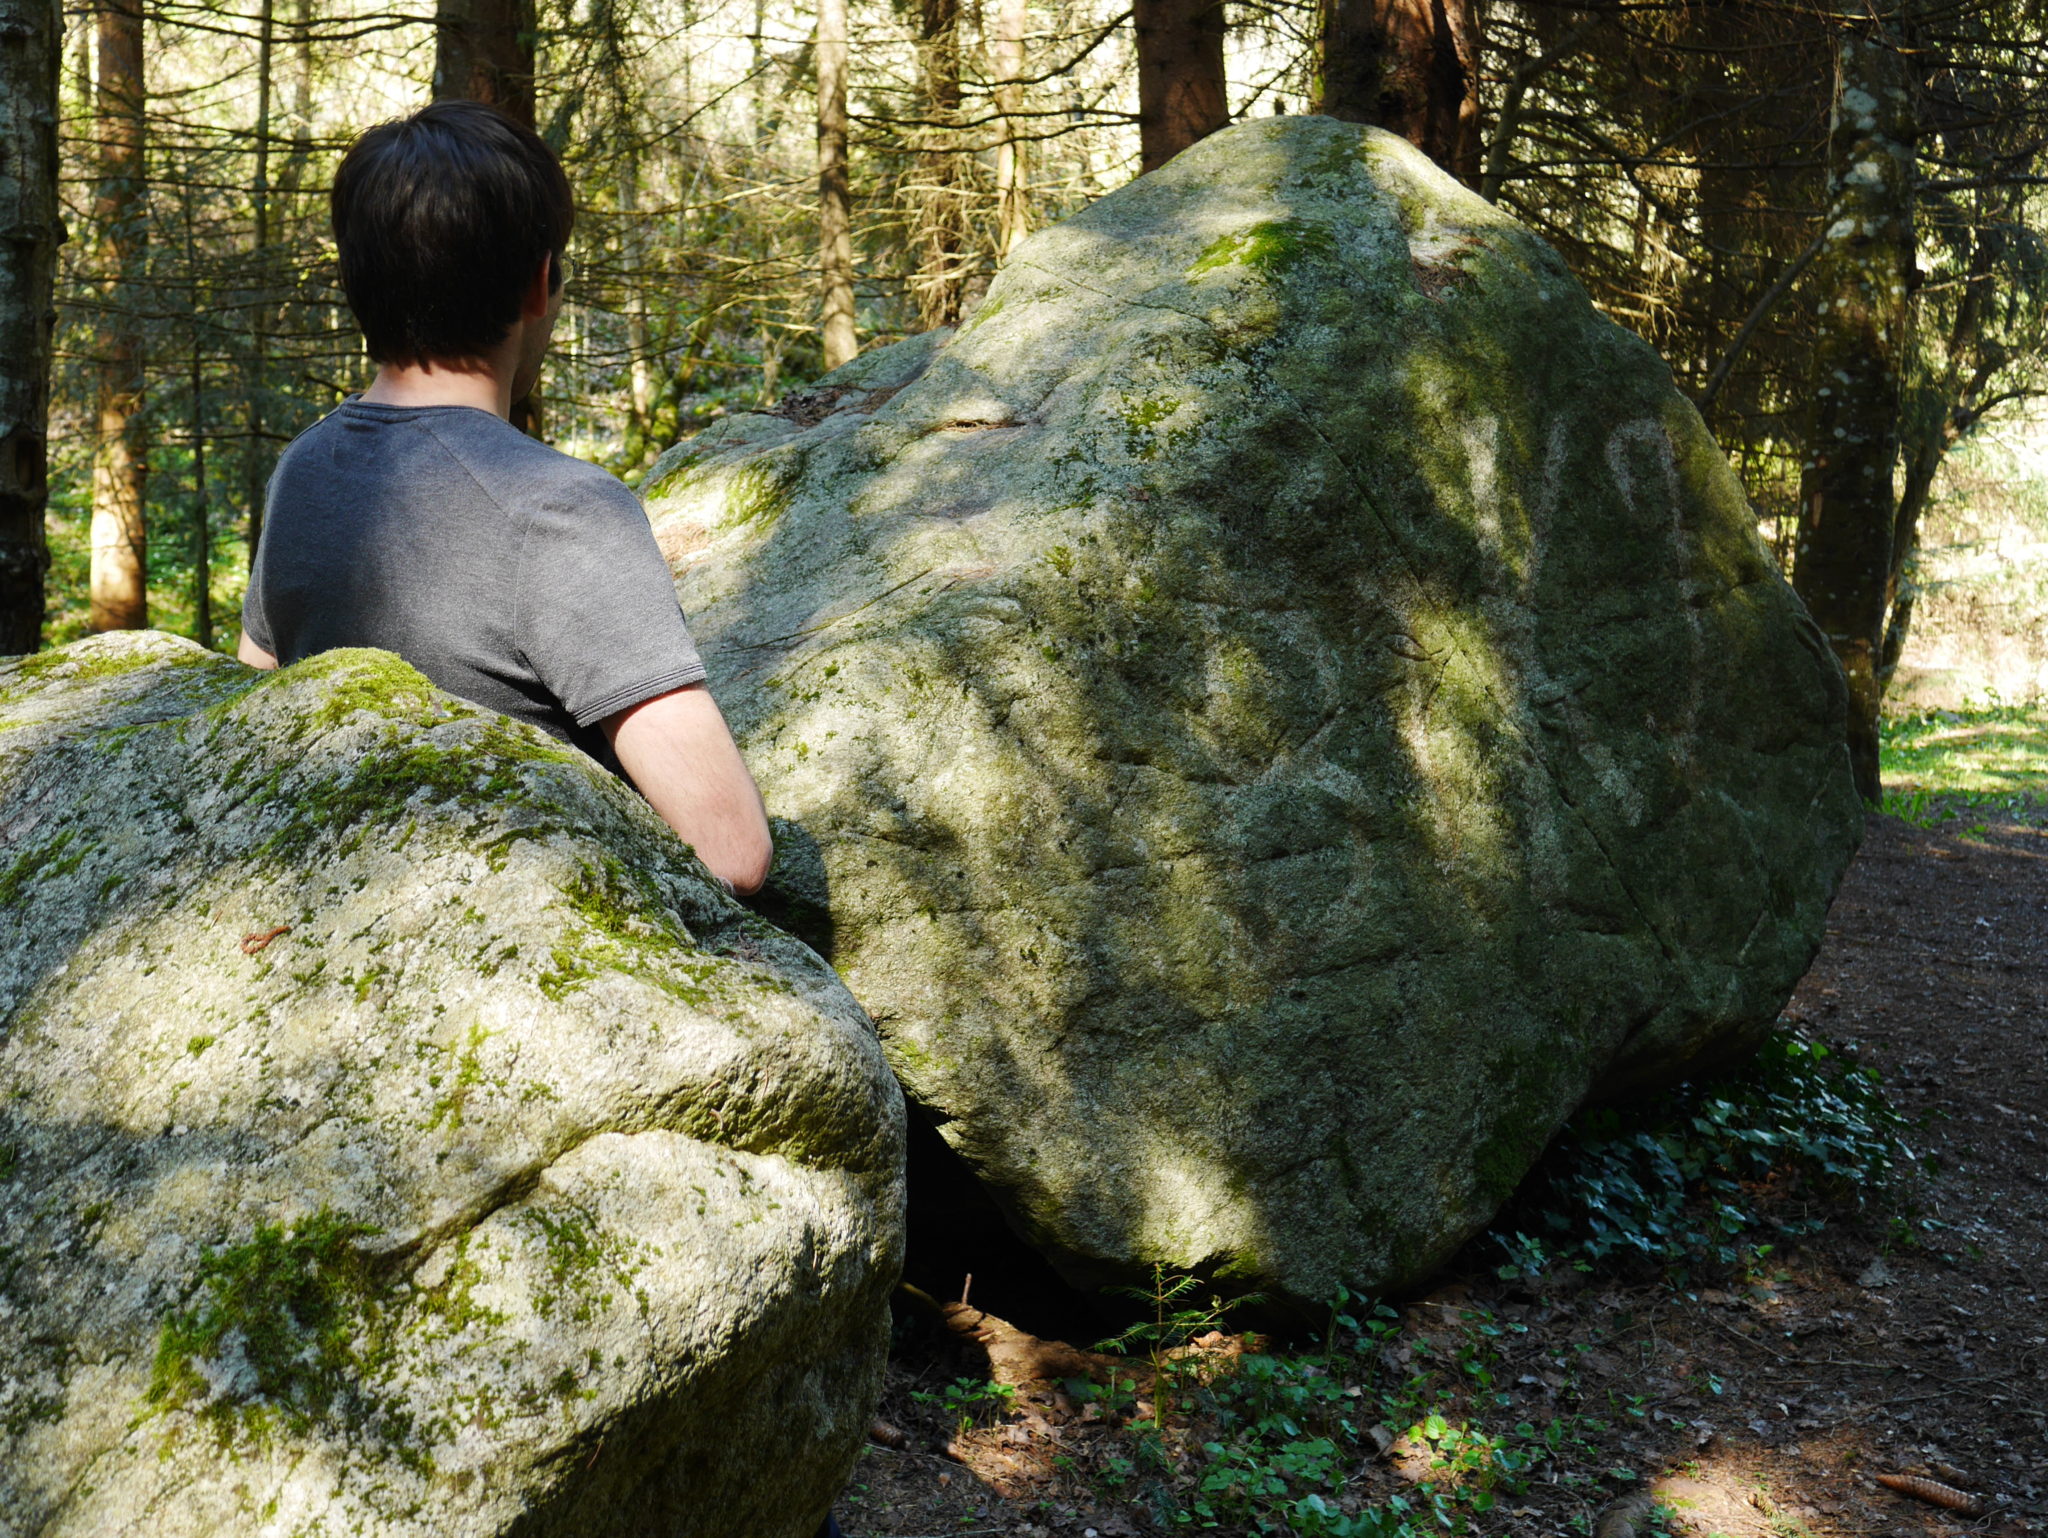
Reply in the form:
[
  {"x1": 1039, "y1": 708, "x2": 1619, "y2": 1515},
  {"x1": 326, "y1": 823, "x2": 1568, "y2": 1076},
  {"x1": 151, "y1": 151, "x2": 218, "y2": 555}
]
[{"x1": 1875, "y1": 1472, "x2": 1986, "y2": 1516}]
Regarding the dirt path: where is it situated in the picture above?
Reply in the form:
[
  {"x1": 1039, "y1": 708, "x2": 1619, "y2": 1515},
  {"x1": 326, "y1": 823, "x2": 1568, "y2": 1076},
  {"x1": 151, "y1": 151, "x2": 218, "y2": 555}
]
[
  {"x1": 844, "y1": 814, "x2": 2048, "y2": 1538},
  {"x1": 1745, "y1": 812, "x2": 2048, "y2": 1534}
]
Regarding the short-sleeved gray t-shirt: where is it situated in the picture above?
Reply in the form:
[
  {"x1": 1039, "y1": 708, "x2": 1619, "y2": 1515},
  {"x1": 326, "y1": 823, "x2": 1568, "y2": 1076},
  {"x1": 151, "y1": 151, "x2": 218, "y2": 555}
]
[{"x1": 243, "y1": 400, "x2": 704, "y2": 772}]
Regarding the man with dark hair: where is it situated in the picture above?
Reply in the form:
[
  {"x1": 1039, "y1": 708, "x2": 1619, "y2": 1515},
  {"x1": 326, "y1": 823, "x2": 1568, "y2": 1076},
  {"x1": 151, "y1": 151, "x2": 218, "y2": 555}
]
[{"x1": 238, "y1": 100, "x2": 772, "y2": 896}]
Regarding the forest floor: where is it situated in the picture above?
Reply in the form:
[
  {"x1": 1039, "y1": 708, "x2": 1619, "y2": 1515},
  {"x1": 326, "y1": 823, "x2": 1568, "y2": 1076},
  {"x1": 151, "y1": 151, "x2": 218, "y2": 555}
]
[{"x1": 837, "y1": 708, "x2": 2048, "y2": 1538}]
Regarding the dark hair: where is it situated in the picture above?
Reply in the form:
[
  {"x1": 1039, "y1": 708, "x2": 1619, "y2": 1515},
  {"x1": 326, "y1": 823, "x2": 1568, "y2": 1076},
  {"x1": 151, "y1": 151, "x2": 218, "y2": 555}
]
[{"x1": 331, "y1": 100, "x2": 573, "y2": 367}]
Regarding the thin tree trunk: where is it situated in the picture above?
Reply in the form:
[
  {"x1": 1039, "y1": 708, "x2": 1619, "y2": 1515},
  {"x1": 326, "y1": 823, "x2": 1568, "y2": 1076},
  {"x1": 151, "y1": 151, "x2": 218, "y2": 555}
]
[
  {"x1": 621, "y1": 140, "x2": 654, "y2": 456},
  {"x1": 1133, "y1": 0, "x2": 1227, "y2": 173},
  {"x1": 911, "y1": 0, "x2": 968, "y2": 329},
  {"x1": 1695, "y1": 229, "x2": 1827, "y2": 420},
  {"x1": 750, "y1": 0, "x2": 770, "y2": 147},
  {"x1": 272, "y1": 0, "x2": 314, "y2": 202},
  {"x1": 289, "y1": 0, "x2": 313, "y2": 171},
  {"x1": 993, "y1": 0, "x2": 1027, "y2": 258},
  {"x1": 817, "y1": 0, "x2": 857, "y2": 369},
  {"x1": 1790, "y1": 31, "x2": 1916, "y2": 802},
  {"x1": 597, "y1": 0, "x2": 653, "y2": 463},
  {"x1": 759, "y1": 325, "x2": 783, "y2": 405},
  {"x1": 1478, "y1": 18, "x2": 1593, "y2": 204},
  {"x1": 1876, "y1": 429, "x2": 1941, "y2": 689},
  {"x1": 434, "y1": 0, "x2": 536, "y2": 126},
  {"x1": 246, "y1": 0, "x2": 273, "y2": 562},
  {"x1": 0, "y1": 0, "x2": 61, "y2": 651},
  {"x1": 1877, "y1": 206, "x2": 2009, "y2": 695},
  {"x1": 90, "y1": 0, "x2": 149, "y2": 633},
  {"x1": 1317, "y1": 0, "x2": 1481, "y2": 184},
  {"x1": 180, "y1": 162, "x2": 211, "y2": 649}
]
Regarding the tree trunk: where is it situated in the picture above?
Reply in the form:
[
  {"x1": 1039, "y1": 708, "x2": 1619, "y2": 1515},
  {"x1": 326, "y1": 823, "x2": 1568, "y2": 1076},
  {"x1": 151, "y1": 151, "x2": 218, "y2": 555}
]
[
  {"x1": 90, "y1": 0, "x2": 149, "y2": 633},
  {"x1": 621, "y1": 141, "x2": 655, "y2": 459},
  {"x1": 1133, "y1": 0, "x2": 1227, "y2": 174},
  {"x1": 1877, "y1": 206, "x2": 2003, "y2": 697},
  {"x1": 286, "y1": 0, "x2": 313, "y2": 182},
  {"x1": 750, "y1": 0, "x2": 770, "y2": 147},
  {"x1": 1478, "y1": 19, "x2": 1592, "y2": 203},
  {"x1": 0, "y1": 0, "x2": 60, "y2": 652},
  {"x1": 910, "y1": 0, "x2": 968, "y2": 329},
  {"x1": 1790, "y1": 31, "x2": 1916, "y2": 802},
  {"x1": 1876, "y1": 425, "x2": 1942, "y2": 689},
  {"x1": 436, "y1": 0, "x2": 542, "y2": 434},
  {"x1": 246, "y1": 0, "x2": 273, "y2": 562},
  {"x1": 1317, "y1": 0, "x2": 1482, "y2": 184},
  {"x1": 817, "y1": 0, "x2": 857, "y2": 369},
  {"x1": 182, "y1": 163, "x2": 212, "y2": 650},
  {"x1": 993, "y1": 0, "x2": 1028, "y2": 258},
  {"x1": 434, "y1": 0, "x2": 536, "y2": 126}
]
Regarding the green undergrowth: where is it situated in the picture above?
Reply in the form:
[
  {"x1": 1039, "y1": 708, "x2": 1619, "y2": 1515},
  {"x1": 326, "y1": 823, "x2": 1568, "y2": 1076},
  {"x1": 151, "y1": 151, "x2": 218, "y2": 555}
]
[
  {"x1": 1487, "y1": 1026, "x2": 1907, "y2": 1284},
  {"x1": 911, "y1": 1283, "x2": 1660, "y2": 1538},
  {"x1": 1879, "y1": 698, "x2": 2048, "y2": 830}
]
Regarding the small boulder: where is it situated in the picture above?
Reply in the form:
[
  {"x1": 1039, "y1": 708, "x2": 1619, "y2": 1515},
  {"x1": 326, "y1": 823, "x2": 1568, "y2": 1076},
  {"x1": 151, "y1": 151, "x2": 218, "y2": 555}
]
[
  {"x1": 643, "y1": 117, "x2": 1860, "y2": 1307},
  {"x1": 0, "y1": 632, "x2": 903, "y2": 1537}
]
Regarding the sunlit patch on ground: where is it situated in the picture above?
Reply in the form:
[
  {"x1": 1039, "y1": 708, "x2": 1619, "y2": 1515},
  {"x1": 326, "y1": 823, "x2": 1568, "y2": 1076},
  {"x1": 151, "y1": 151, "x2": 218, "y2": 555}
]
[{"x1": 1879, "y1": 701, "x2": 2048, "y2": 832}]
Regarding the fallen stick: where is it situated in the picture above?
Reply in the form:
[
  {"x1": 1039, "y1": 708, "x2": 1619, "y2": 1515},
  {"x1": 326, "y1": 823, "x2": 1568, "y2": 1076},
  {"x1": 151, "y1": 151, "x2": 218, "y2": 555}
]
[
  {"x1": 1875, "y1": 1472, "x2": 1985, "y2": 1516},
  {"x1": 938, "y1": 1298, "x2": 1125, "y2": 1390}
]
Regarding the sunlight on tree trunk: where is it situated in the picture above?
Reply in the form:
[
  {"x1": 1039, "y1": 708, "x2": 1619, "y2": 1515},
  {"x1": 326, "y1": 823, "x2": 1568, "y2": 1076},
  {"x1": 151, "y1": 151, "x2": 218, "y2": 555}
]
[
  {"x1": 285, "y1": 0, "x2": 313, "y2": 185},
  {"x1": 0, "y1": 0, "x2": 59, "y2": 652},
  {"x1": 186, "y1": 327, "x2": 213, "y2": 650},
  {"x1": 90, "y1": 0, "x2": 148, "y2": 633},
  {"x1": 818, "y1": 0, "x2": 857, "y2": 369},
  {"x1": 910, "y1": 0, "x2": 968, "y2": 329},
  {"x1": 993, "y1": 0, "x2": 1028, "y2": 260},
  {"x1": 1792, "y1": 31, "x2": 1916, "y2": 802},
  {"x1": 1317, "y1": 0, "x2": 1481, "y2": 184},
  {"x1": 621, "y1": 142, "x2": 654, "y2": 448},
  {"x1": 1133, "y1": 0, "x2": 1227, "y2": 174}
]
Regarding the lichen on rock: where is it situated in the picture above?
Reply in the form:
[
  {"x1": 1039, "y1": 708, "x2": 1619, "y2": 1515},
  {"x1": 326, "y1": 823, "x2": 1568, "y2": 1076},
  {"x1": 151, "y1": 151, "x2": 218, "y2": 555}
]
[
  {"x1": 0, "y1": 631, "x2": 903, "y2": 1537},
  {"x1": 643, "y1": 116, "x2": 1860, "y2": 1311}
]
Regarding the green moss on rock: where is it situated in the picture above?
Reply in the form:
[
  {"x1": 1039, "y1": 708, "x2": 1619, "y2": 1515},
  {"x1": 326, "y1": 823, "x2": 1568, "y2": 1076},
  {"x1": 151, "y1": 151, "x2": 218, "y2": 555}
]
[
  {"x1": 147, "y1": 1208, "x2": 393, "y2": 1447},
  {"x1": 1187, "y1": 218, "x2": 1338, "y2": 277}
]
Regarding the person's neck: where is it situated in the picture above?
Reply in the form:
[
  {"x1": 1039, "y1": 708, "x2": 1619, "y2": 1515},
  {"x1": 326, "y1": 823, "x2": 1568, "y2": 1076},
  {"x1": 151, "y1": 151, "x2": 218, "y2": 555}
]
[{"x1": 360, "y1": 352, "x2": 516, "y2": 419}]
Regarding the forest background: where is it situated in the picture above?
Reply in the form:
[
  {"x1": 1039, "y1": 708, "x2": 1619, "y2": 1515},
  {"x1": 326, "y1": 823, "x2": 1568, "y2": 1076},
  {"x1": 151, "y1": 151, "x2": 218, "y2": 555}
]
[{"x1": 4, "y1": 0, "x2": 2048, "y2": 797}]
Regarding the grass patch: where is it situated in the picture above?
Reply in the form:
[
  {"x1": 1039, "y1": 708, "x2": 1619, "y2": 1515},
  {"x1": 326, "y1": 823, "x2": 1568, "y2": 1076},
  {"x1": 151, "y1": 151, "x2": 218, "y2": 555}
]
[{"x1": 1880, "y1": 698, "x2": 2048, "y2": 830}]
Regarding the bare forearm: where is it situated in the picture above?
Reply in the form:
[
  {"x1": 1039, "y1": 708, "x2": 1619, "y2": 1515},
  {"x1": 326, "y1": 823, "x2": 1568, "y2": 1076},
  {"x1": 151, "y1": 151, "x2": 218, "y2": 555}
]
[{"x1": 604, "y1": 686, "x2": 773, "y2": 895}]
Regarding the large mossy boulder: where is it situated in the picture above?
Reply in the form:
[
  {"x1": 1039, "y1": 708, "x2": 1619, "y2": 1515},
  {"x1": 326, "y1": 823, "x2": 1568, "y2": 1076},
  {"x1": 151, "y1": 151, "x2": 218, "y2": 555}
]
[
  {"x1": 641, "y1": 117, "x2": 1861, "y2": 1308},
  {"x1": 0, "y1": 633, "x2": 903, "y2": 1537}
]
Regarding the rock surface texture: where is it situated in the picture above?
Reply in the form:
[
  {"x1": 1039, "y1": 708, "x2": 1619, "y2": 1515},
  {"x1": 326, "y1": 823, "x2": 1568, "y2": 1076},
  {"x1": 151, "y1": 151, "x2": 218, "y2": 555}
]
[
  {"x1": 642, "y1": 116, "x2": 1862, "y2": 1307},
  {"x1": 0, "y1": 633, "x2": 903, "y2": 1537}
]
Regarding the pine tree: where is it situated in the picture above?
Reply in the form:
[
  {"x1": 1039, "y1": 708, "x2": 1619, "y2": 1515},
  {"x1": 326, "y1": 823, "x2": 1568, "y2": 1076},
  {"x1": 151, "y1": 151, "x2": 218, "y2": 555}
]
[{"x1": 0, "y1": 0, "x2": 61, "y2": 650}]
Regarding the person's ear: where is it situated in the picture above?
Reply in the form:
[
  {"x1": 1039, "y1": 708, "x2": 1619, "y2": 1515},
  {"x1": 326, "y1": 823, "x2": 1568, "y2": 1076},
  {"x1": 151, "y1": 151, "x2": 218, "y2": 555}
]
[{"x1": 520, "y1": 254, "x2": 553, "y2": 320}]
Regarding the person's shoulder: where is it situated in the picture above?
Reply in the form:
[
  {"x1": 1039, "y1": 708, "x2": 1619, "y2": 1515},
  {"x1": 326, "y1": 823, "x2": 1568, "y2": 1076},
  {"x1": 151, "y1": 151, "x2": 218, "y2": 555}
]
[
  {"x1": 272, "y1": 404, "x2": 348, "y2": 464},
  {"x1": 424, "y1": 414, "x2": 638, "y2": 514},
  {"x1": 263, "y1": 407, "x2": 374, "y2": 506}
]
